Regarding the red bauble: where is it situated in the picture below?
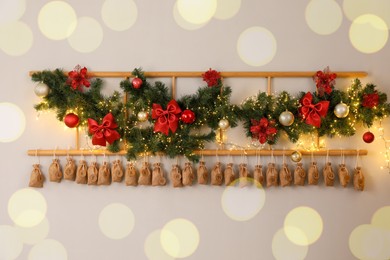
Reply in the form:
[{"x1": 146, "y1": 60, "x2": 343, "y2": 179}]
[
  {"x1": 180, "y1": 109, "x2": 196, "y2": 124},
  {"x1": 64, "y1": 113, "x2": 80, "y2": 128},
  {"x1": 132, "y1": 77, "x2": 143, "y2": 89},
  {"x1": 363, "y1": 131, "x2": 375, "y2": 143}
]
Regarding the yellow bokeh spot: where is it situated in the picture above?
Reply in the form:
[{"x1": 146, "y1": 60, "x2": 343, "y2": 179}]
[
  {"x1": 237, "y1": 26, "x2": 277, "y2": 66},
  {"x1": 371, "y1": 206, "x2": 390, "y2": 230},
  {"x1": 173, "y1": 1, "x2": 207, "y2": 30},
  {"x1": 177, "y1": 0, "x2": 217, "y2": 25},
  {"x1": 349, "y1": 14, "x2": 388, "y2": 54},
  {"x1": 343, "y1": 0, "x2": 390, "y2": 28},
  {"x1": 272, "y1": 228, "x2": 308, "y2": 260},
  {"x1": 305, "y1": 0, "x2": 342, "y2": 35},
  {"x1": 0, "y1": 21, "x2": 33, "y2": 56},
  {"x1": 38, "y1": 1, "x2": 77, "y2": 40},
  {"x1": 214, "y1": 0, "x2": 241, "y2": 20},
  {"x1": 0, "y1": 102, "x2": 26, "y2": 142},
  {"x1": 98, "y1": 203, "x2": 135, "y2": 240},
  {"x1": 0, "y1": 0, "x2": 26, "y2": 25},
  {"x1": 67, "y1": 17, "x2": 103, "y2": 53},
  {"x1": 28, "y1": 239, "x2": 67, "y2": 260},
  {"x1": 144, "y1": 229, "x2": 175, "y2": 260},
  {"x1": 101, "y1": 0, "x2": 138, "y2": 31},
  {"x1": 8, "y1": 188, "x2": 47, "y2": 228},
  {"x1": 221, "y1": 177, "x2": 266, "y2": 221},
  {"x1": 15, "y1": 217, "x2": 50, "y2": 245},
  {"x1": 284, "y1": 206, "x2": 323, "y2": 246},
  {"x1": 160, "y1": 218, "x2": 200, "y2": 258},
  {"x1": 0, "y1": 225, "x2": 23, "y2": 260}
]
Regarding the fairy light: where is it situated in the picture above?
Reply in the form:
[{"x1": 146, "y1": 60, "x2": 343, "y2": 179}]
[{"x1": 378, "y1": 120, "x2": 390, "y2": 173}]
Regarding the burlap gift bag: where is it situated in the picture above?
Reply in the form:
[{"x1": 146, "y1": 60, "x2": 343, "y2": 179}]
[
  {"x1": 266, "y1": 163, "x2": 278, "y2": 187},
  {"x1": 182, "y1": 162, "x2": 194, "y2": 186},
  {"x1": 224, "y1": 163, "x2": 235, "y2": 186},
  {"x1": 197, "y1": 161, "x2": 208, "y2": 184},
  {"x1": 125, "y1": 162, "x2": 138, "y2": 186},
  {"x1": 29, "y1": 164, "x2": 44, "y2": 188},
  {"x1": 171, "y1": 164, "x2": 183, "y2": 188},
  {"x1": 294, "y1": 163, "x2": 306, "y2": 186},
  {"x1": 253, "y1": 164, "x2": 264, "y2": 186},
  {"x1": 279, "y1": 163, "x2": 292, "y2": 187},
  {"x1": 139, "y1": 161, "x2": 152, "y2": 186},
  {"x1": 98, "y1": 161, "x2": 111, "y2": 185},
  {"x1": 87, "y1": 161, "x2": 98, "y2": 185},
  {"x1": 239, "y1": 163, "x2": 250, "y2": 187},
  {"x1": 64, "y1": 157, "x2": 76, "y2": 181},
  {"x1": 338, "y1": 164, "x2": 350, "y2": 187},
  {"x1": 49, "y1": 158, "x2": 62, "y2": 182},
  {"x1": 308, "y1": 162, "x2": 319, "y2": 185},
  {"x1": 76, "y1": 160, "x2": 88, "y2": 184},
  {"x1": 152, "y1": 162, "x2": 167, "y2": 186},
  {"x1": 111, "y1": 159, "x2": 124, "y2": 183},
  {"x1": 211, "y1": 162, "x2": 223, "y2": 186},
  {"x1": 323, "y1": 162, "x2": 335, "y2": 186},
  {"x1": 353, "y1": 166, "x2": 365, "y2": 191}
]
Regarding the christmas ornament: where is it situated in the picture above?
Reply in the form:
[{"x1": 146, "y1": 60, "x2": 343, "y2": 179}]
[
  {"x1": 362, "y1": 92, "x2": 379, "y2": 108},
  {"x1": 279, "y1": 110, "x2": 295, "y2": 126},
  {"x1": 88, "y1": 113, "x2": 121, "y2": 146},
  {"x1": 180, "y1": 109, "x2": 196, "y2": 124},
  {"x1": 64, "y1": 113, "x2": 80, "y2": 128},
  {"x1": 202, "y1": 68, "x2": 221, "y2": 87},
  {"x1": 299, "y1": 92, "x2": 329, "y2": 128},
  {"x1": 362, "y1": 131, "x2": 375, "y2": 143},
  {"x1": 34, "y1": 82, "x2": 50, "y2": 98},
  {"x1": 334, "y1": 102, "x2": 349, "y2": 118},
  {"x1": 152, "y1": 99, "x2": 182, "y2": 135},
  {"x1": 67, "y1": 65, "x2": 90, "y2": 91},
  {"x1": 132, "y1": 77, "x2": 143, "y2": 89},
  {"x1": 291, "y1": 150, "x2": 302, "y2": 162},
  {"x1": 137, "y1": 111, "x2": 148, "y2": 122},
  {"x1": 250, "y1": 117, "x2": 277, "y2": 144},
  {"x1": 313, "y1": 66, "x2": 336, "y2": 97},
  {"x1": 218, "y1": 118, "x2": 230, "y2": 130}
]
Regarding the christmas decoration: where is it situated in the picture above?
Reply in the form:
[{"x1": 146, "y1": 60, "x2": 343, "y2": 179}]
[
  {"x1": 88, "y1": 113, "x2": 121, "y2": 146},
  {"x1": 362, "y1": 92, "x2": 379, "y2": 108},
  {"x1": 34, "y1": 82, "x2": 49, "y2": 98},
  {"x1": 137, "y1": 111, "x2": 148, "y2": 122},
  {"x1": 202, "y1": 68, "x2": 221, "y2": 87},
  {"x1": 334, "y1": 102, "x2": 349, "y2": 118},
  {"x1": 132, "y1": 77, "x2": 143, "y2": 89},
  {"x1": 363, "y1": 131, "x2": 375, "y2": 143},
  {"x1": 250, "y1": 117, "x2": 277, "y2": 144},
  {"x1": 291, "y1": 150, "x2": 302, "y2": 162},
  {"x1": 218, "y1": 118, "x2": 230, "y2": 130},
  {"x1": 180, "y1": 109, "x2": 196, "y2": 124},
  {"x1": 299, "y1": 92, "x2": 329, "y2": 128},
  {"x1": 67, "y1": 65, "x2": 90, "y2": 91},
  {"x1": 313, "y1": 66, "x2": 336, "y2": 97},
  {"x1": 294, "y1": 163, "x2": 306, "y2": 185},
  {"x1": 64, "y1": 113, "x2": 80, "y2": 128},
  {"x1": 279, "y1": 110, "x2": 294, "y2": 126},
  {"x1": 29, "y1": 164, "x2": 44, "y2": 188},
  {"x1": 152, "y1": 99, "x2": 182, "y2": 135}
]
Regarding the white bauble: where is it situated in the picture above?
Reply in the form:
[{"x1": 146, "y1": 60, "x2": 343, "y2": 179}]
[
  {"x1": 334, "y1": 102, "x2": 349, "y2": 118},
  {"x1": 34, "y1": 82, "x2": 49, "y2": 98},
  {"x1": 279, "y1": 110, "x2": 295, "y2": 126}
]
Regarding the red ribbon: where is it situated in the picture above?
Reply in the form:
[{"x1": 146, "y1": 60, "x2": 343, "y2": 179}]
[
  {"x1": 152, "y1": 100, "x2": 182, "y2": 135},
  {"x1": 299, "y1": 92, "x2": 329, "y2": 128},
  {"x1": 88, "y1": 113, "x2": 120, "y2": 146}
]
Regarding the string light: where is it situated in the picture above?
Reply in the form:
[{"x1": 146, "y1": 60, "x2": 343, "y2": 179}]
[{"x1": 378, "y1": 120, "x2": 390, "y2": 173}]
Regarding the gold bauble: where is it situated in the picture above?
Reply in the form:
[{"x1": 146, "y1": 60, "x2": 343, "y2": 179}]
[
  {"x1": 291, "y1": 150, "x2": 302, "y2": 162},
  {"x1": 218, "y1": 119, "x2": 230, "y2": 130},
  {"x1": 137, "y1": 111, "x2": 148, "y2": 122}
]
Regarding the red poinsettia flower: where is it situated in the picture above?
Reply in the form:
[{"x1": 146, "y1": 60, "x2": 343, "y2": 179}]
[
  {"x1": 202, "y1": 68, "x2": 221, "y2": 87},
  {"x1": 362, "y1": 92, "x2": 379, "y2": 108},
  {"x1": 250, "y1": 117, "x2": 277, "y2": 144},
  {"x1": 313, "y1": 67, "x2": 336, "y2": 97},
  {"x1": 67, "y1": 65, "x2": 91, "y2": 91}
]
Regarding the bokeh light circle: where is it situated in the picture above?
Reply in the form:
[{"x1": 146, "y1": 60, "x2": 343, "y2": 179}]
[
  {"x1": 305, "y1": 0, "x2": 343, "y2": 35},
  {"x1": 214, "y1": 0, "x2": 241, "y2": 20},
  {"x1": 284, "y1": 206, "x2": 323, "y2": 246},
  {"x1": 15, "y1": 217, "x2": 50, "y2": 245},
  {"x1": 343, "y1": 0, "x2": 390, "y2": 28},
  {"x1": 349, "y1": 14, "x2": 388, "y2": 54},
  {"x1": 0, "y1": 0, "x2": 26, "y2": 26},
  {"x1": 160, "y1": 218, "x2": 200, "y2": 258},
  {"x1": 0, "y1": 21, "x2": 33, "y2": 56},
  {"x1": 372, "y1": 206, "x2": 390, "y2": 230},
  {"x1": 272, "y1": 228, "x2": 309, "y2": 260},
  {"x1": 221, "y1": 177, "x2": 266, "y2": 221},
  {"x1": 101, "y1": 0, "x2": 138, "y2": 31},
  {"x1": 173, "y1": 1, "x2": 207, "y2": 30},
  {"x1": 0, "y1": 102, "x2": 26, "y2": 143},
  {"x1": 177, "y1": 0, "x2": 217, "y2": 25},
  {"x1": 237, "y1": 26, "x2": 277, "y2": 66},
  {"x1": 0, "y1": 225, "x2": 23, "y2": 260},
  {"x1": 98, "y1": 203, "x2": 135, "y2": 240},
  {"x1": 38, "y1": 1, "x2": 77, "y2": 40},
  {"x1": 8, "y1": 188, "x2": 47, "y2": 227},
  {"x1": 28, "y1": 239, "x2": 67, "y2": 260},
  {"x1": 144, "y1": 229, "x2": 175, "y2": 260},
  {"x1": 67, "y1": 17, "x2": 103, "y2": 53}
]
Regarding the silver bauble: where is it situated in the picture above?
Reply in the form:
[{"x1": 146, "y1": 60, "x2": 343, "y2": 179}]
[
  {"x1": 218, "y1": 119, "x2": 230, "y2": 130},
  {"x1": 291, "y1": 150, "x2": 302, "y2": 162},
  {"x1": 137, "y1": 111, "x2": 148, "y2": 122},
  {"x1": 279, "y1": 110, "x2": 295, "y2": 126},
  {"x1": 34, "y1": 82, "x2": 49, "y2": 98},
  {"x1": 334, "y1": 102, "x2": 349, "y2": 118}
]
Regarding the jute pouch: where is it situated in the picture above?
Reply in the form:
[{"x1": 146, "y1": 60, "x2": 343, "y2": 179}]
[
  {"x1": 152, "y1": 162, "x2": 167, "y2": 186},
  {"x1": 29, "y1": 164, "x2": 44, "y2": 188},
  {"x1": 224, "y1": 163, "x2": 235, "y2": 186},
  {"x1": 64, "y1": 157, "x2": 76, "y2": 181},
  {"x1": 49, "y1": 158, "x2": 62, "y2": 182},
  {"x1": 197, "y1": 161, "x2": 208, "y2": 184},
  {"x1": 125, "y1": 162, "x2": 138, "y2": 186},
  {"x1": 294, "y1": 163, "x2": 306, "y2": 186},
  {"x1": 211, "y1": 162, "x2": 223, "y2": 186},
  {"x1": 171, "y1": 164, "x2": 183, "y2": 188}
]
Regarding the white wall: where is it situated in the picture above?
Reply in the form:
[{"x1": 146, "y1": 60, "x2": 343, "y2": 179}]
[{"x1": 1, "y1": 0, "x2": 390, "y2": 259}]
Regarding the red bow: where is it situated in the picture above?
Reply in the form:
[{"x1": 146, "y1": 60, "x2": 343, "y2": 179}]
[
  {"x1": 88, "y1": 113, "x2": 120, "y2": 146},
  {"x1": 299, "y1": 92, "x2": 329, "y2": 128},
  {"x1": 152, "y1": 100, "x2": 182, "y2": 135}
]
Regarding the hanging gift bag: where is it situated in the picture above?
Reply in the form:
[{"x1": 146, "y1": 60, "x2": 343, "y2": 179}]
[
  {"x1": 171, "y1": 163, "x2": 183, "y2": 188},
  {"x1": 353, "y1": 151, "x2": 365, "y2": 191},
  {"x1": 182, "y1": 162, "x2": 194, "y2": 186},
  {"x1": 87, "y1": 160, "x2": 98, "y2": 185},
  {"x1": 139, "y1": 161, "x2": 152, "y2": 186},
  {"x1": 152, "y1": 162, "x2": 167, "y2": 186},
  {"x1": 308, "y1": 152, "x2": 319, "y2": 185},
  {"x1": 224, "y1": 162, "x2": 235, "y2": 186},
  {"x1": 239, "y1": 163, "x2": 250, "y2": 187},
  {"x1": 279, "y1": 151, "x2": 292, "y2": 187},
  {"x1": 29, "y1": 164, "x2": 44, "y2": 188},
  {"x1": 253, "y1": 150, "x2": 264, "y2": 186},
  {"x1": 111, "y1": 159, "x2": 124, "y2": 183},
  {"x1": 323, "y1": 150, "x2": 335, "y2": 186},
  {"x1": 211, "y1": 162, "x2": 223, "y2": 186},
  {"x1": 49, "y1": 158, "x2": 62, "y2": 183},
  {"x1": 98, "y1": 160, "x2": 111, "y2": 185},
  {"x1": 76, "y1": 159, "x2": 88, "y2": 184},
  {"x1": 338, "y1": 151, "x2": 350, "y2": 187},
  {"x1": 125, "y1": 162, "x2": 138, "y2": 186},
  {"x1": 197, "y1": 160, "x2": 208, "y2": 185},
  {"x1": 64, "y1": 156, "x2": 76, "y2": 181},
  {"x1": 266, "y1": 150, "x2": 278, "y2": 187},
  {"x1": 294, "y1": 163, "x2": 306, "y2": 186}
]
